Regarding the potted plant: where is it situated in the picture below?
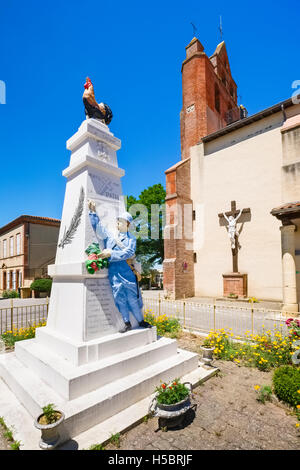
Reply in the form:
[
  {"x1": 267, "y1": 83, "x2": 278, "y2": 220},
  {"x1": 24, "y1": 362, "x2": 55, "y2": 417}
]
[
  {"x1": 201, "y1": 337, "x2": 215, "y2": 365},
  {"x1": 149, "y1": 379, "x2": 193, "y2": 429},
  {"x1": 34, "y1": 403, "x2": 65, "y2": 450},
  {"x1": 228, "y1": 292, "x2": 238, "y2": 299}
]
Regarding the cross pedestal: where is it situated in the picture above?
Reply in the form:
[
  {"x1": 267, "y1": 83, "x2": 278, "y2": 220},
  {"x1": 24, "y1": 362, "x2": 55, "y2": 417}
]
[{"x1": 222, "y1": 273, "x2": 248, "y2": 298}]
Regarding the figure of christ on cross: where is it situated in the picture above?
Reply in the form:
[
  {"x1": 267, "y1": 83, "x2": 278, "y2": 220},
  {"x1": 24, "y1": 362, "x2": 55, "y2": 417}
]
[{"x1": 218, "y1": 201, "x2": 250, "y2": 273}]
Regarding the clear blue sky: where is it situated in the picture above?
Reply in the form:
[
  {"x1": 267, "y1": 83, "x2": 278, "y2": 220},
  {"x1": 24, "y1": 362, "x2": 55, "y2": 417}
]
[{"x1": 0, "y1": 0, "x2": 299, "y2": 227}]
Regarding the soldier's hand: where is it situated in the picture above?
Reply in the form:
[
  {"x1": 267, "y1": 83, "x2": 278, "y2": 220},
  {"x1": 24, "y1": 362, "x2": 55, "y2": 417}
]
[
  {"x1": 88, "y1": 199, "x2": 96, "y2": 212},
  {"x1": 99, "y1": 249, "x2": 111, "y2": 259}
]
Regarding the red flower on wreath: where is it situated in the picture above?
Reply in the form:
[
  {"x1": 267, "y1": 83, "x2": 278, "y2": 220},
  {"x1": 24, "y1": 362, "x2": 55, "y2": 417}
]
[
  {"x1": 90, "y1": 262, "x2": 99, "y2": 272},
  {"x1": 162, "y1": 384, "x2": 166, "y2": 389}
]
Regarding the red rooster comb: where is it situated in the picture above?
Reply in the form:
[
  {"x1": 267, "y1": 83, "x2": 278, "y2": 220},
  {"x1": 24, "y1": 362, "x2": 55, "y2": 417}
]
[{"x1": 84, "y1": 77, "x2": 92, "y2": 89}]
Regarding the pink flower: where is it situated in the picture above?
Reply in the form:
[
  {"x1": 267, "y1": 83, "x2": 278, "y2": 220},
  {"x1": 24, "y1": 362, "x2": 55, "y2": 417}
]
[{"x1": 88, "y1": 254, "x2": 98, "y2": 260}]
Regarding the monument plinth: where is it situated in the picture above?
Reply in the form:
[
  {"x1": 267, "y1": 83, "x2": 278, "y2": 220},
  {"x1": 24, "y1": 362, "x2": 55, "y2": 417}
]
[{"x1": 0, "y1": 117, "x2": 200, "y2": 447}]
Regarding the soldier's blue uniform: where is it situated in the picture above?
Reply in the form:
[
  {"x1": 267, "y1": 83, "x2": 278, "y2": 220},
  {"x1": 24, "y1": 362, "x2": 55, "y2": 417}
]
[{"x1": 89, "y1": 211, "x2": 143, "y2": 325}]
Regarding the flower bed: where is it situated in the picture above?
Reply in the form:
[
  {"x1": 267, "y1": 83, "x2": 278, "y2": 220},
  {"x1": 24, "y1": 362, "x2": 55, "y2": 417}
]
[
  {"x1": 203, "y1": 327, "x2": 300, "y2": 371},
  {"x1": 144, "y1": 311, "x2": 181, "y2": 337},
  {"x1": 1, "y1": 321, "x2": 46, "y2": 348}
]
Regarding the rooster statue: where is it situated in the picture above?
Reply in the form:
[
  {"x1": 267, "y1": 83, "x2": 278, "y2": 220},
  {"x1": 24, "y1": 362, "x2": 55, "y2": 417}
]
[{"x1": 82, "y1": 77, "x2": 113, "y2": 125}]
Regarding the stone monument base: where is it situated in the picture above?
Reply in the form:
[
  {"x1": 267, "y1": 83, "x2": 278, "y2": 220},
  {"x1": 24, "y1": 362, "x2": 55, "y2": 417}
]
[
  {"x1": 0, "y1": 327, "x2": 198, "y2": 446},
  {"x1": 222, "y1": 272, "x2": 248, "y2": 298}
]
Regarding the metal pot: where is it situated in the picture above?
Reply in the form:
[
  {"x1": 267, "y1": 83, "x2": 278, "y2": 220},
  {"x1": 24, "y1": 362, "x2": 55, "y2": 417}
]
[
  {"x1": 149, "y1": 382, "x2": 193, "y2": 429},
  {"x1": 34, "y1": 411, "x2": 65, "y2": 450},
  {"x1": 201, "y1": 346, "x2": 215, "y2": 365}
]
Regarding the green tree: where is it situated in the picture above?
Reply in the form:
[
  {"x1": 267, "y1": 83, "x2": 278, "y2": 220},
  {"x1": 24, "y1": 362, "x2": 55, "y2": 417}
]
[{"x1": 126, "y1": 184, "x2": 166, "y2": 271}]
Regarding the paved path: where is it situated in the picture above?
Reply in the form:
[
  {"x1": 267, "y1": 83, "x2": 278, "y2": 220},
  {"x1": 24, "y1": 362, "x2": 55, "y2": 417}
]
[{"x1": 143, "y1": 295, "x2": 291, "y2": 337}]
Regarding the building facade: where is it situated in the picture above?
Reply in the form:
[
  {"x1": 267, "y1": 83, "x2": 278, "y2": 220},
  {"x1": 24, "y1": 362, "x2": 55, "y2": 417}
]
[
  {"x1": 0, "y1": 215, "x2": 60, "y2": 296},
  {"x1": 163, "y1": 37, "x2": 300, "y2": 312}
]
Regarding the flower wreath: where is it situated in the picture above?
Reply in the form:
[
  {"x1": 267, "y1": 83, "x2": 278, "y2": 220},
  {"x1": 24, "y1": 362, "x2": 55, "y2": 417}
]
[{"x1": 85, "y1": 243, "x2": 109, "y2": 274}]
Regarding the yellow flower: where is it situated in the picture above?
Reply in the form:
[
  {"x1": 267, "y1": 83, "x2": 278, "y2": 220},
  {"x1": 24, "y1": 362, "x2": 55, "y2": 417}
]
[
  {"x1": 297, "y1": 405, "x2": 300, "y2": 409},
  {"x1": 296, "y1": 423, "x2": 300, "y2": 428},
  {"x1": 297, "y1": 390, "x2": 300, "y2": 394},
  {"x1": 254, "y1": 385, "x2": 260, "y2": 391}
]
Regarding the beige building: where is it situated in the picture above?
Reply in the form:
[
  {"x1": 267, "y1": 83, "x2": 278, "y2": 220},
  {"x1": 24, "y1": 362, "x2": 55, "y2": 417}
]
[
  {"x1": 190, "y1": 99, "x2": 300, "y2": 311},
  {"x1": 164, "y1": 38, "x2": 300, "y2": 311},
  {"x1": 0, "y1": 215, "x2": 60, "y2": 296}
]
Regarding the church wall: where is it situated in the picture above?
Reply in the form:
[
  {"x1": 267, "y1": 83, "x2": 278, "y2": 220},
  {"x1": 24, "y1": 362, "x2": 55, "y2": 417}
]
[
  {"x1": 281, "y1": 104, "x2": 300, "y2": 202},
  {"x1": 190, "y1": 112, "x2": 285, "y2": 301},
  {"x1": 294, "y1": 221, "x2": 300, "y2": 303}
]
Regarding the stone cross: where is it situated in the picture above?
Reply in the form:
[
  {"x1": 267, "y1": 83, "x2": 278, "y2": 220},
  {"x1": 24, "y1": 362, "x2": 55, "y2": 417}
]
[{"x1": 218, "y1": 201, "x2": 250, "y2": 273}]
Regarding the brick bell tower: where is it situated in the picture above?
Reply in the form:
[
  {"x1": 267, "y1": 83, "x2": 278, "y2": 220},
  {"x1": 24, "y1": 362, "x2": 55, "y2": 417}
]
[{"x1": 163, "y1": 37, "x2": 239, "y2": 299}]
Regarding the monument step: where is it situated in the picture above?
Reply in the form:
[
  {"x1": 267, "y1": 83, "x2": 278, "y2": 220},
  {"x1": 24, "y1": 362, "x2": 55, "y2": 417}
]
[
  {"x1": 35, "y1": 326, "x2": 157, "y2": 366},
  {"x1": 15, "y1": 335, "x2": 178, "y2": 400},
  {"x1": 0, "y1": 347, "x2": 198, "y2": 443}
]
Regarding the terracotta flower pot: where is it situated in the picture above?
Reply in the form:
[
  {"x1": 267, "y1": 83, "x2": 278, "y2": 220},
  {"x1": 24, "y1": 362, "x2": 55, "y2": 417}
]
[{"x1": 34, "y1": 411, "x2": 65, "y2": 450}]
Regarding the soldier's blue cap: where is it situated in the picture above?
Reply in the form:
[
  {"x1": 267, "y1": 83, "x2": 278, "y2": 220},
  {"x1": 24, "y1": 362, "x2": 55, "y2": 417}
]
[{"x1": 117, "y1": 211, "x2": 134, "y2": 224}]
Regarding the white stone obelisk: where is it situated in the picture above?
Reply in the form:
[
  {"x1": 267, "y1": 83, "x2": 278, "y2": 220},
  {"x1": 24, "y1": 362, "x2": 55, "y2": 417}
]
[{"x1": 38, "y1": 118, "x2": 126, "y2": 359}]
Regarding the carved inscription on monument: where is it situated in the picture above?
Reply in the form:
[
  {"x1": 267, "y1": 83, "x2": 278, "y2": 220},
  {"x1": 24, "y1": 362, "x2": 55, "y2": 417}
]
[
  {"x1": 85, "y1": 278, "x2": 116, "y2": 340},
  {"x1": 89, "y1": 172, "x2": 121, "y2": 200}
]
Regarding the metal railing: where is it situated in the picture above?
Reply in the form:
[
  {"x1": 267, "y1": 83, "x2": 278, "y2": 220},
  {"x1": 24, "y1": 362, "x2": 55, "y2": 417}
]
[
  {"x1": 0, "y1": 299, "x2": 49, "y2": 335},
  {"x1": 1, "y1": 295, "x2": 297, "y2": 339},
  {"x1": 142, "y1": 295, "x2": 298, "y2": 338}
]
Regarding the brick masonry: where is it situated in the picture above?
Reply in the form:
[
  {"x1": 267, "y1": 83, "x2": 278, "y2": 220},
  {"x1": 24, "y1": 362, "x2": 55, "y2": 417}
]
[
  {"x1": 164, "y1": 37, "x2": 239, "y2": 299},
  {"x1": 223, "y1": 273, "x2": 248, "y2": 297}
]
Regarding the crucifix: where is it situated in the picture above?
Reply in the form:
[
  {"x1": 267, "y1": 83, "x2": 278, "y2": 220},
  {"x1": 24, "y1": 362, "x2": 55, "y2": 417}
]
[{"x1": 218, "y1": 201, "x2": 250, "y2": 273}]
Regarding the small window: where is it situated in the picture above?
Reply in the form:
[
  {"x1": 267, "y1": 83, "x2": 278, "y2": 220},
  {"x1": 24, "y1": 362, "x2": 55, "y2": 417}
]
[
  {"x1": 3, "y1": 239, "x2": 7, "y2": 258},
  {"x1": 9, "y1": 236, "x2": 14, "y2": 256},
  {"x1": 16, "y1": 233, "x2": 21, "y2": 255},
  {"x1": 193, "y1": 252, "x2": 197, "y2": 263}
]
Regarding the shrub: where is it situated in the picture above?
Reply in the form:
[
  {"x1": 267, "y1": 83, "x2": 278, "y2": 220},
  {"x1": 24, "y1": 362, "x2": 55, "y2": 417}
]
[
  {"x1": 286, "y1": 318, "x2": 300, "y2": 340},
  {"x1": 30, "y1": 278, "x2": 52, "y2": 293},
  {"x1": 273, "y1": 366, "x2": 300, "y2": 408},
  {"x1": 2, "y1": 290, "x2": 19, "y2": 298}
]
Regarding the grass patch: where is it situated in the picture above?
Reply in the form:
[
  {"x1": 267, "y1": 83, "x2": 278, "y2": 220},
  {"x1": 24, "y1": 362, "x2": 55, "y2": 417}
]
[{"x1": 0, "y1": 416, "x2": 22, "y2": 450}]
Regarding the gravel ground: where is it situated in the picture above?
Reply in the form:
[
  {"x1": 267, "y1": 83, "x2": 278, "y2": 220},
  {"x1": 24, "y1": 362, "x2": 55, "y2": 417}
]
[
  {"x1": 0, "y1": 332, "x2": 299, "y2": 450},
  {"x1": 103, "y1": 333, "x2": 300, "y2": 451}
]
